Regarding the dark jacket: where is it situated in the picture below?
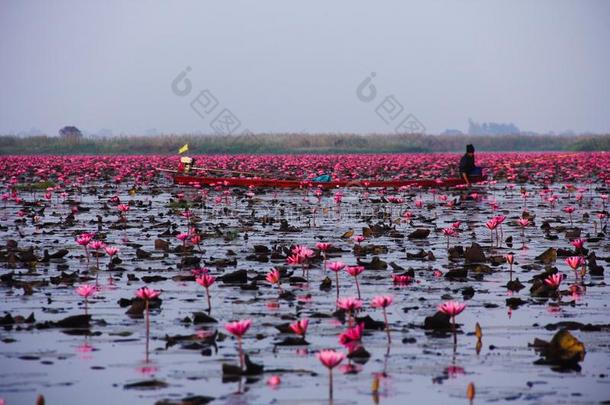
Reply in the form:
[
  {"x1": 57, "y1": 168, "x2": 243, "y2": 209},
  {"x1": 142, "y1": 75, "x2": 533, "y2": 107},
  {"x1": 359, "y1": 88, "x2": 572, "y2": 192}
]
[{"x1": 459, "y1": 154, "x2": 475, "y2": 174}]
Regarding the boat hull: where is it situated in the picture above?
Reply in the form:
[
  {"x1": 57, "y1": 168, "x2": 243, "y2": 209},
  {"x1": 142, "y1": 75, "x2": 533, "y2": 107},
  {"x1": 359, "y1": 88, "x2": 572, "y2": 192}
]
[{"x1": 173, "y1": 174, "x2": 485, "y2": 189}]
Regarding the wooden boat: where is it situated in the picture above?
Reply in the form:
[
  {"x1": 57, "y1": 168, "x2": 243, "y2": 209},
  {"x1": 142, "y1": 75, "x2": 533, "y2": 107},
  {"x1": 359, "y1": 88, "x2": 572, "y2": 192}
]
[{"x1": 172, "y1": 173, "x2": 486, "y2": 189}]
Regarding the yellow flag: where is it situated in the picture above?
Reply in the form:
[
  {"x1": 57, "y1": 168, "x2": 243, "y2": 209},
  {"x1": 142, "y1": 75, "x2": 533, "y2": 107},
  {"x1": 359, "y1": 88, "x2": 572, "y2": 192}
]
[{"x1": 178, "y1": 143, "x2": 189, "y2": 154}]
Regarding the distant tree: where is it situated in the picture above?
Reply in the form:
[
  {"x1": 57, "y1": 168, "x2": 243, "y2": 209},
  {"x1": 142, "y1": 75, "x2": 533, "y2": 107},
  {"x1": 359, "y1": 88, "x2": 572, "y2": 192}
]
[
  {"x1": 59, "y1": 126, "x2": 83, "y2": 143},
  {"x1": 468, "y1": 119, "x2": 520, "y2": 135}
]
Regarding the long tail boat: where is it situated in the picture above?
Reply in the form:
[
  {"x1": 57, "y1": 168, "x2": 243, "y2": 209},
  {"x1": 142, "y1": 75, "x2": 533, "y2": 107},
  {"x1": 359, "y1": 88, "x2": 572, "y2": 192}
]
[{"x1": 164, "y1": 169, "x2": 485, "y2": 189}]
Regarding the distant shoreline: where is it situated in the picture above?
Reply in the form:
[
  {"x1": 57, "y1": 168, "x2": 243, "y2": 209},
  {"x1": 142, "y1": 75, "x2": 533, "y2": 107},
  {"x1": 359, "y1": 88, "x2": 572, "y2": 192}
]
[{"x1": 1, "y1": 133, "x2": 608, "y2": 155}]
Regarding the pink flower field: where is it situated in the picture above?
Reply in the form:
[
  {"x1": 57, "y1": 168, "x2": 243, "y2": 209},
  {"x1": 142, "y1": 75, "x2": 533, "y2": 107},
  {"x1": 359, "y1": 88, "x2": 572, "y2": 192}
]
[{"x1": 0, "y1": 151, "x2": 608, "y2": 404}]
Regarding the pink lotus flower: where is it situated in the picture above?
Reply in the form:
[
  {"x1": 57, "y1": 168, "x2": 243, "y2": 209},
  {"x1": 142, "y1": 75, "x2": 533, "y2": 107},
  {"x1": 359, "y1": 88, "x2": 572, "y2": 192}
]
[
  {"x1": 316, "y1": 242, "x2": 331, "y2": 251},
  {"x1": 345, "y1": 266, "x2": 364, "y2": 277},
  {"x1": 328, "y1": 261, "x2": 346, "y2": 298},
  {"x1": 336, "y1": 297, "x2": 363, "y2": 313},
  {"x1": 565, "y1": 256, "x2": 584, "y2": 271},
  {"x1": 485, "y1": 218, "x2": 498, "y2": 230},
  {"x1": 225, "y1": 319, "x2": 252, "y2": 338},
  {"x1": 564, "y1": 206, "x2": 576, "y2": 225},
  {"x1": 442, "y1": 227, "x2": 457, "y2": 248},
  {"x1": 104, "y1": 246, "x2": 119, "y2": 256},
  {"x1": 196, "y1": 274, "x2": 215, "y2": 313},
  {"x1": 76, "y1": 233, "x2": 94, "y2": 246},
  {"x1": 438, "y1": 300, "x2": 466, "y2": 345},
  {"x1": 517, "y1": 218, "x2": 530, "y2": 227},
  {"x1": 117, "y1": 204, "x2": 130, "y2": 213},
  {"x1": 88, "y1": 240, "x2": 106, "y2": 273},
  {"x1": 316, "y1": 349, "x2": 345, "y2": 400},
  {"x1": 372, "y1": 295, "x2": 393, "y2": 343},
  {"x1": 570, "y1": 239, "x2": 585, "y2": 250},
  {"x1": 371, "y1": 295, "x2": 393, "y2": 308},
  {"x1": 76, "y1": 284, "x2": 96, "y2": 298},
  {"x1": 136, "y1": 286, "x2": 161, "y2": 300},
  {"x1": 75, "y1": 284, "x2": 96, "y2": 314},
  {"x1": 292, "y1": 245, "x2": 314, "y2": 259},
  {"x1": 494, "y1": 215, "x2": 507, "y2": 224},
  {"x1": 438, "y1": 301, "x2": 466, "y2": 317},
  {"x1": 286, "y1": 254, "x2": 303, "y2": 265},
  {"x1": 316, "y1": 349, "x2": 345, "y2": 369},
  {"x1": 225, "y1": 319, "x2": 252, "y2": 370},
  {"x1": 136, "y1": 286, "x2": 160, "y2": 361},
  {"x1": 196, "y1": 274, "x2": 215, "y2": 288},
  {"x1": 392, "y1": 274, "x2": 413, "y2": 285},
  {"x1": 345, "y1": 265, "x2": 364, "y2": 299},
  {"x1": 266, "y1": 268, "x2": 281, "y2": 287},
  {"x1": 442, "y1": 227, "x2": 457, "y2": 237},
  {"x1": 191, "y1": 234, "x2": 202, "y2": 245},
  {"x1": 89, "y1": 240, "x2": 105, "y2": 250},
  {"x1": 544, "y1": 273, "x2": 563, "y2": 289},
  {"x1": 289, "y1": 319, "x2": 309, "y2": 339},
  {"x1": 353, "y1": 235, "x2": 365, "y2": 245},
  {"x1": 176, "y1": 233, "x2": 189, "y2": 241},
  {"x1": 328, "y1": 261, "x2": 346, "y2": 272},
  {"x1": 76, "y1": 233, "x2": 95, "y2": 264},
  {"x1": 339, "y1": 322, "x2": 364, "y2": 345}
]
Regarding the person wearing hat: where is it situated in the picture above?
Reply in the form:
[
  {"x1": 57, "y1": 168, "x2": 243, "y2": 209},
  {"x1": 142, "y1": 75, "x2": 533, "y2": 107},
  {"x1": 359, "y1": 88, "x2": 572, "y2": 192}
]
[{"x1": 459, "y1": 144, "x2": 481, "y2": 186}]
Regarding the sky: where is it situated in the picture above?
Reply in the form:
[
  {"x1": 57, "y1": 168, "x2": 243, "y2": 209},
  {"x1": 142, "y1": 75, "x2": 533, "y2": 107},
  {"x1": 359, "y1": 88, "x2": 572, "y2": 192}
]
[{"x1": 0, "y1": 0, "x2": 609, "y2": 136}]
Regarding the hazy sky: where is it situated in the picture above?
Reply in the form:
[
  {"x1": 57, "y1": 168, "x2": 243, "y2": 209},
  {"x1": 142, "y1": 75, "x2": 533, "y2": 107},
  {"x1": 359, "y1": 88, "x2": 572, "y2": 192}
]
[{"x1": 1, "y1": 0, "x2": 609, "y2": 135}]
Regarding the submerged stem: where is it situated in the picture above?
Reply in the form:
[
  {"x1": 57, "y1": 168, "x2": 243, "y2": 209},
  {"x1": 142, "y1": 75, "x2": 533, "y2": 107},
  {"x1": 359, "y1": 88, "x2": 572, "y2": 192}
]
[
  {"x1": 383, "y1": 307, "x2": 391, "y2": 344},
  {"x1": 145, "y1": 299, "x2": 150, "y2": 362},
  {"x1": 237, "y1": 336, "x2": 244, "y2": 371}
]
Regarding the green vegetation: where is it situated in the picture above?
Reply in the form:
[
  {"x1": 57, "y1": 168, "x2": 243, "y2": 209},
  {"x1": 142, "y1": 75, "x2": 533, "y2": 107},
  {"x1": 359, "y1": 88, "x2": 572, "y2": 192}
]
[
  {"x1": 14, "y1": 180, "x2": 56, "y2": 191},
  {"x1": 0, "y1": 133, "x2": 608, "y2": 155}
]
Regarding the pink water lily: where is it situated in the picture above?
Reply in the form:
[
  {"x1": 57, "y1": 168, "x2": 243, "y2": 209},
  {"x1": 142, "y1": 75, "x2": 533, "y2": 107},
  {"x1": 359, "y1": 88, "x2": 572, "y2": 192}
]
[
  {"x1": 345, "y1": 265, "x2": 364, "y2": 299},
  {"x1": 328, "y1": 261, "x2": 346, "y2": 298},
  {"x1": 75, "y1": 284, "x2": 96, "y2": 315},
  {"x1": 438, "y1": 301, "x2": 466, "y2": 345},
  {"x1": 225, "y1": 319, "x2": 252, "y2": 371},
  {"x1": 316, "y1": 349, "x2": 345, "y2": 400},
  {"x1": 372, "y1": 295, "x2": 393, "y2": 343},
  {"x1": 392, "y1": 274, "x2": 413, "y2": 285},
  {"x1": 544, "y1": 273, "x2": 563, "y2": 289},
  {"x1": 337, "y1": 297, "x2": 362, "y2": 326},
  {"x1": 565, "y1": 256, "x2": 584, "y2": 271},
  {"x1": 289, "y1": 319, "x2": 309, "y2": 340},
  {"x1": 195, "y1": 274, "x2": 215, "y2": 312},
  {"x1": 135, "y1": 287, "x2": 160, "y2": 362},
  {"x1": 265, "y1": 268, "x2": 282, "y2": 293},
  {"x1": 339, "y1": 322, "x2": 364, "y2": 346}
]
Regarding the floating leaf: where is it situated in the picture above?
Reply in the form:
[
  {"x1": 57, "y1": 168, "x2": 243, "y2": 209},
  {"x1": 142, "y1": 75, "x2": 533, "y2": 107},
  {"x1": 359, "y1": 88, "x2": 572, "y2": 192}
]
[{"x1": 341, "y1": 229, "x2": 354, "y2": 239}]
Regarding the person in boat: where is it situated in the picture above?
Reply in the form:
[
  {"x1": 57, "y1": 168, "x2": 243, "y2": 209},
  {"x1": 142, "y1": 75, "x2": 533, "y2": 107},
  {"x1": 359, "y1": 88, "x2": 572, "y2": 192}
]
[
  {"x1": 178, "y1": 156, "x2": 195, "y2": 174},
  {"x1": 459, "y1": 144, "x2": 481, "y2": 186}
]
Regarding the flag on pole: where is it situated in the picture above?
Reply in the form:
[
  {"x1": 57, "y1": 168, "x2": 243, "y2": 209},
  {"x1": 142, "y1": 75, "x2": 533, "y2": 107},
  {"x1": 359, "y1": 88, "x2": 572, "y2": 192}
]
[{"x1": 178, "y1": 144, "x2": 189, "y2": 154}]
